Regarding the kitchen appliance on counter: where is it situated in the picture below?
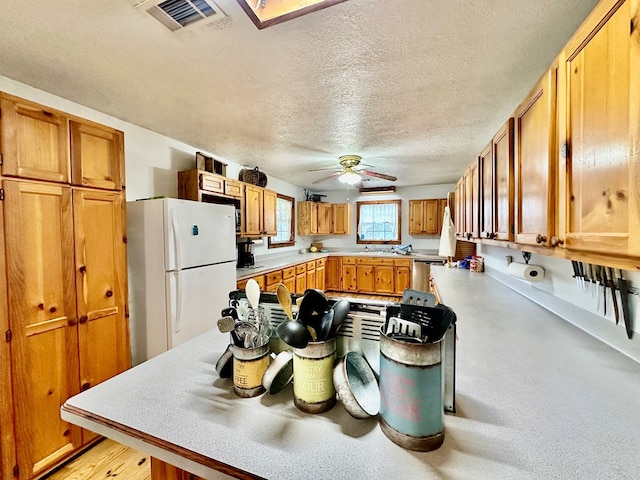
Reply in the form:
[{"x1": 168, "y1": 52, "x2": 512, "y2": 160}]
[
  {"x1": 237, "y1": 239, "x2": 255, "y2": 267},
  {"x1": 127, "y1": 198, "x2": 237, "y2": 365}
]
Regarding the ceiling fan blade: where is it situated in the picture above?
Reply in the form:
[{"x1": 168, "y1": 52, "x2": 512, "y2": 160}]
[
  {"x1": 312, "y1": 171, "x2": 342, "y2": 184},
  {"x1": 308, "y1": 167, "x2": 341, "y2": 172},
  {"x1": 360, "y1": 170, "x2": 397, "y2": 182}
]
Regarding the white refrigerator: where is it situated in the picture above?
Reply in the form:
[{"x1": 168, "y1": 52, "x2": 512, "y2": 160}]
[{"x1": 127, "y1": 198, "x2": 236, "y2": 365}]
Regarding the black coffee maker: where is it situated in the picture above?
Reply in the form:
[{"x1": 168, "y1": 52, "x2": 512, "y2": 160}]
[{"x1": 237, "y1": 240, "x2": 255, "y2": 267}]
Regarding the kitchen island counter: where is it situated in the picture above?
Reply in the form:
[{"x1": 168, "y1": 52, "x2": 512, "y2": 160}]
[{"x1": 62, "y1": 266, "x2": 640, "y2": 479}]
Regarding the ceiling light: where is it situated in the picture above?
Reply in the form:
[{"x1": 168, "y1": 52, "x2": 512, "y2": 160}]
[
  {"x1": 236, "y1": 0, "x2": 349, "y2": 29},
  {"x1": 338, "y1": 171, "x2": 361, "y2": 185}
]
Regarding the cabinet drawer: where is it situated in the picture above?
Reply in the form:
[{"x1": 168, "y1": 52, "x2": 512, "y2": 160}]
[
  {"x1": 356, "y1": 257, "x2": 394, "y2": 265},
  {"x1": 306, "y1": 260, "x2": 316, "y2": 270},
  {"x1": 283, "y1": 267, "x2": 296, "y2": 279},
  {"x1": 342, "y1": 257, "x2": 357, "y2": 265},
  {"x1": 265, "y1": 270, "x2": 282, "y2": 286},
  {"x1": 316, "y1": 258, "x2": 326, "y2": 267},
  {"x1": 296, "y1": 264, "x2": 306, "y2": 275},
  {"x1": 393, "y1": 259, "x2": 412, "y2": 267},
  {"x1": 224, "y1": 179, "x2": 242, "y2": 198},
  {"x1": 200, "y1": 173, "x2": 224, "y2": 194}
]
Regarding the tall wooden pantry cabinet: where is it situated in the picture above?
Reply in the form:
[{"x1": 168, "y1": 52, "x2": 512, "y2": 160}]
[{"x1": 0, "y1": 92, "x2": 129, "y2": 480}]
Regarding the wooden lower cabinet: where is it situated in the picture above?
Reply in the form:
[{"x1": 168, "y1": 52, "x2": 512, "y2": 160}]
[
  {"x1": 1, "y1": 180, "x2": 129, "y2": 479},
  {"x1": 394, "y1": 259, "x2": 412, "y2": 294},
  {"x1": 341, "y1": 259, "x2": 357, "y2": 292},
  {"x1": 315, "y1": 258, "x2": 326, "y2": 291},
  {"x1": 151, "y1": 458, "x2": 205, "y2": 480},
  {"x1": 356, "y1": 264, "x2": 375, "y2": 292},
  {"x1": 325, "y1": 256, "x2": 341, "y2": 290},
  {"x1": 374, "y1": 265, "x2": 394, "y2": 294}
]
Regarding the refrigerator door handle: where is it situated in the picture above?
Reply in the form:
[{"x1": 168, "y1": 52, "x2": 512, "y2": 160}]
[{"x1": 171, "y1": 210, "x2": 183, "y2": 271}]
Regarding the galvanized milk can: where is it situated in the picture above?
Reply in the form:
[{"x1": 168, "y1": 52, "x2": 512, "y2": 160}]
[
  {"x1": 231, "y1": 342, "x2": 270, "y2": 398},
  {"x1": 378, "y1": 329, "x2": 444, "y2": 451},
  {"x1": 292, "y1": 338, "x2": 336, "y2": 413}
]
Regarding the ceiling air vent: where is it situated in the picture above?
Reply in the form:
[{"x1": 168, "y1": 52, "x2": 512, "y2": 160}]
[{"x1": 128, "y1": 0, "x2": 226, "y2": 31}]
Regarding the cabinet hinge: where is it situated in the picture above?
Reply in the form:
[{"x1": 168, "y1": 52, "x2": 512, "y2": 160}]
[
  {"x1": 5, "y1": 330, "x2": 12, "y2": 342},
  {"x1": 13, "y1": 464, "x2": 19, "y2": 477},
  {"x1": 0, "y1": 188, "x2": 4, "y2": 201},
  {"x1": 0, "y1": 153, "x2": 3, "y2": 165}
]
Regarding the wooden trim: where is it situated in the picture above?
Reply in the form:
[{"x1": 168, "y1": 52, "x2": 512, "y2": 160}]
[
  {"x1": 268, "y1": 193, "x2": 295, "y2": 248},
  {"x1": 355, "y1": 199, "x2": 402, "y2": 245},
  {"x1": 61, "y1": 404, "x2": 266, "y2": 480}
]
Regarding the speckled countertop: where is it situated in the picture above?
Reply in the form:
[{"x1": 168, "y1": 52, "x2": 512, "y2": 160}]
[
  {"x1": 237, "y1": 250, "x2": 445, "y2": 280},
  {"x1": 61, "y1": 266, "x2": 640, "y2": 479}
]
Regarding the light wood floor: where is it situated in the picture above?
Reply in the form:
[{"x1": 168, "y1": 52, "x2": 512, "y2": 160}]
[{"x1": 43, "y1": 439, "x2": 150, "y2": 480}]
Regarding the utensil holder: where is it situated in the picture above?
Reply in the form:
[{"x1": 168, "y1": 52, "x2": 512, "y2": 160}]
[
  {"x1": 231, "y1": 342, "x2": 270, "y2": 398},
  {"x1": 292, "y1": 338, "x2": 336, "y2": 413}
]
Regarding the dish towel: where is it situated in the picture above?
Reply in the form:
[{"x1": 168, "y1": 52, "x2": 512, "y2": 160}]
[{"x1": 438, "y1": 206, "x2": 457, "y2": 258}]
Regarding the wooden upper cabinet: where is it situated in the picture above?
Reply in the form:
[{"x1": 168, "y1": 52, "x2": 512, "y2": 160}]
[
  {"x1": 493, "y1": 118, "x2": 515, "y2": 241},
  {"x1": 70, "y1": 120, "x2": 124, "y2": 191},
  {"x1": 317, "y1": 203, "x2": 332, "y2": 234},
  {"x1": 409, "y1": 199, "x2": 442, "y2": 235},
  {"x1": 0, "y1": 93, "x2": 70, "y2": 183},
  {"x1": 297, "y1": 201, "x2": 318, "y2": 235},
  {"x1": 262, "y1": 188, "x2": 277, "y2": 236},
  {"x1": 557, "y1": 0, "x2": 640, "y2": 258},
  {"x1": 479, "y1": 142, "x2": 494, "y2": 239},
  {"x1": 332, "y1": 203, "x2": 350, "y2": 235},
  {"x1": 2, "y1": 180, "x2": 82, "y2": 477},
  {"x1": 464, "y1": 160, "x2": 480, "y2": 239},
  {"x1": 243, "y1": 184, "x2": 263, "y2": 236},
  {"x1": 514, "y1": 67, "x2": 557, "y2": 248},
  {"x1": 454, "y1": 178, "x2": 465, "y2": 237}
]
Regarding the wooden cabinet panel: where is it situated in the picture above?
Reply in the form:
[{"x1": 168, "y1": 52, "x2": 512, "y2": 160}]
[
  {"x1": 374, "y1": 265, "x2": 394, "y2": 294},
  {"x1": 265, "y1": 270, "x2": 283, "y2": 289},
  {"x1": 493, "y1": 118, "x2": 515, "y2": 241},
  {"x1": 464, "y1": 161, "x2": 480, "y2": 239},
  {"x1": 0, "y1": 94, "x2": 70, "y2": 184},
  {"x1": 408, "y1": 200, "x2": 425, "y2": 235},
  {"x1": 557, "y1": 0, "x2": 640, "y2": 258},
  {"x1": 295, "y1": 272, "x2": 307, "y2": 294},
  {"x1": 243, "y1": 184, "x2": 263, "y2": 236},
  {"x1": 394, "y1": 266, "x2": 411, "y2": 294},
  {"x1": 454, "y1": 178, "x2": 465, "y2": 237},
  {"x1": 341, "y1": 264, "x2": 357, "y2": 292},
  {"x1": 317, "y1": 203, "x2": 332, "y2": 234},
  {"x1": 296, "y1": 264, "x2": 306, "y2": 275},
  {"x1": 262, "y1": 189, "x2": 277, "y2": 236},
  {"x1": 297, "y1": 201, "x2": 318, "y2": 235},
  {"x1": 3, "y1": 180, "x2": 82, "y2": 478},
  {"x1": 224, "y1": 178, "x2": 242, "y2": 198},
  {"x1": 514, "y1": 68, "x2": 557, "y2": 247},
  {"x1": 332, "y1": 203, "x2": 350, "y2": 235},
  {"x1": 283, "y1": 267, "x2": 296, "y2": 279},
  {"x1": 306, "y1": 269, "x2": 316, "y2": 290},
  {"x1": 199, "y1": 172, "x2": 224, "y2": 194},
  {"x1": 237, "y1": 275, "x2": 265, "y2": 291},
  {"x1": 356, "y1": 265, "x2": 375, "y2": 293},
  {"x1": 316, "y1": 265, "x2": 326, "y2": 291},
  {"x1": 70, "y1": 120, "x2": 124, "y2": 191},
  {"x1": 325, "y1": 256, "x2": 341, "y2": 291},
  {"x1": 479, "y1": 142, "x2": 494, "y2": 239},
  {"x1": 283, "y1": 276, "x2": 296, "y2": 294},
  {"x1": 409, "y1": 199, "x2": 443, "y2": 235}
]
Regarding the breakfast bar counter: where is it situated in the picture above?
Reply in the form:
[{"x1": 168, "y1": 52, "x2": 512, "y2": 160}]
[{"x1": 61, "y1": 266, "x2": 640, "y2": 479}]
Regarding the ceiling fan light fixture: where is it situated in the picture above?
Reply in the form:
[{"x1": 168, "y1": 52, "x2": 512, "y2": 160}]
[{"x1": 338, "y1": 171, "x2": 361, "y2": 185}]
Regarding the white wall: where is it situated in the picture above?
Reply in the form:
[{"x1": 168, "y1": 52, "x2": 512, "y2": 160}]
[
  {"x1": 478, "y1": 243, "x2": 640, "y2": 361},
  {"x1": 308, "y1": 184, "x2": 455, "y2": 252}
]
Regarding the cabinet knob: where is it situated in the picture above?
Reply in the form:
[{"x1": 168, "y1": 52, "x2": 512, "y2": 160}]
[
  {"x1": 535, "y1": 234, "x2": 547, "y2": 244},
  {"x1": 550, "y1": 236, "x2": 564, "y2": 247},
  {"x1": 81, "y1": 382, "x2": 91, "y2": 391},
  {"x1": 79, "y1": 265, "x2": 87, "y2": 274},
  {"x1": 79, "y1": 315, "x2": 88, "y2": 324}
]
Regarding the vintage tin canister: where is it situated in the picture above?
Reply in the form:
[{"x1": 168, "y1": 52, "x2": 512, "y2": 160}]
[
  {"x1": 293, "y1": 338, "x2": 336, "y2": 413},
  {"x1": 231, "y1": 342, "x2": 270, "y2": 398},
  {"x1": 379, "y1": 329, "x2": 444, "y2": 451}
]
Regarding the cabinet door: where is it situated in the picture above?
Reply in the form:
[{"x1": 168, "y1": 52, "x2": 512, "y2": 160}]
[
  {"x1": 408, "y1": 200, "x2": 425, "y2": 234},
  {"x1": 479, "y1": 142, "x2": 494, "y2": 239},
  {"x1": 514, "y1": 68, "x2": 557, "y2": 247},
  {"x1": 73, "y1": 190, "x2": 129, "y2": 444},
  {"x1": 283, "y1": 276, "x2": 296, "y2": 294},
  {"x1": 243, "y1": 185, "x2": 263, "y2": 236},
  {"x1": 317, "y1": 203, "x2": 332, "y2": 234},
  {"x1": 3, "y1": 180, "x2": 81, "y2": 477},
  {"x1": 0, "y1": 94, "x2": 70, "y2": 183},
  {"x1": 493, "y1": 118, "x2": 515, "y2": 241},
  {"x1": 394, "y1": 266, "x2": 411, "y2": 294},
  {"x1": 356, "y1": 265, "x2": 375, "y2": 293},
  {"x1": 306, "y1": 269, "x2": 316, "y2": 290},
  {"x1": 375, "y1": 265, "x2": 394, "y2": 294},
  {"x1": 70, "y1": 120, "x2": 124, "y2": 190},
  {"x1": 262, "y1": 189, "x2": 277, "y2": 236},
  {"x1": 558, "y1": 0, "x2": 640, "y2": 257},
  {"x1": 315, "y1": 265, "x2": 326, "y2": 291},
  {"x1": 325, "y1": 257, "x2": 341, "y2": 291},
  {"x1": 297, "y1": 201, "x2": 317, "y2": 235},
  {"x1": 332, "y1": 203, "x2": 350, "y2": 235},
  {"x1": 454, "y1": 178, "x2": 465, "y2": 237},
  {"x1": 341, "y1": 264, "x2": 357, "y2": 292},
  {"x1": 437, "y1": 198, "x2": 449, "y2": 235},
  {"x1": 464, "y1": 161, "x2": 480, "y2": 239},
  {"x1": 423, "y1": 200, "x2": 440, "y2": 235},
  {"x1": 295, "y1": 273, "x2": 307, "y2": 294}
]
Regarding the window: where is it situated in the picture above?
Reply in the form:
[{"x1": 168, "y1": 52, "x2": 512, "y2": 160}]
[
  {"x1": 356, "y1": 200, "x2": 402, "y2": 244},
  {"x1": 268, "y1": 194, "x2": 295, "y2": 248}
]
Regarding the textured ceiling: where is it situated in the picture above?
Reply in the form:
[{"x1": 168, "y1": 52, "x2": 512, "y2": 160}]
[{"x1": 0, "y1": 0, "x2": 600, "y2": 190}]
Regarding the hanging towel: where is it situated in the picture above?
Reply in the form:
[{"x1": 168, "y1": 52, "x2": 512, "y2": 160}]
[{"x1": 438, "y1": 206, "x2": 457, "y2": 258}]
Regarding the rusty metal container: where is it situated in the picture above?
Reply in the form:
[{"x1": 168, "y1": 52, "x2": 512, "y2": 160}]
[
  {"x1": 293, "y1": 338, "x2": 336, "y2": 413},
  {"x1": 231, "y1": 342, "x2": 270, "y2": 398},
  {"x1": 378, "y1": 329, "x2": 444, "y2": 451}
]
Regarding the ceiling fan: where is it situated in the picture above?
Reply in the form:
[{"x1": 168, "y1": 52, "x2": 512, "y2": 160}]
[{"x1": 310, "y1": 155, "x2": 397, "y2": 185}]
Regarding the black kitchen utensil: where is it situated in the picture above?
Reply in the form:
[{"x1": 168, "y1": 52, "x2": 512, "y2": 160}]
[
  {"x1": 601, "y1": 266, "x2": 607, "y2": 315},
  {"x1": 297, "y1": 289, "x2": 328, "y2": 330},
  {"x1": 276, "y1": 320, "x2": 312, "y2": 349},
  {"x1": 328, "y1": 299, "x2": 351, "y2": 338},
  {"x1": 618, "y1": 270, "x2": 632, "y2": 339},
  {"x1": 317, "y1": 309, "x2": 334, "y2": 342},
  {"x1": 571, "y1": 261, "x2": 581, "y2": 289},
  {"x1": 222, "y1": 307, "x2": 238, "y2": 321},
  {"x1": 607, "y1": 267, "x2": 619, "y2": 325}
]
